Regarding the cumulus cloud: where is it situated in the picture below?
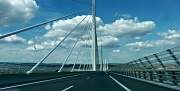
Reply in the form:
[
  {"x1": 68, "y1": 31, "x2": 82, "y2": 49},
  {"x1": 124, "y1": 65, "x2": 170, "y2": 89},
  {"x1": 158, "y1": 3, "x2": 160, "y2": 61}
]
[
  {"x1": 0, "y1": 0, "x2": 39, "y2": 26},
  {"x1": 26, "y1": 44, "x2": 44, "y2": 51},
  {"x1": 126, "y1": 30, "x2": 180, "y2": 51},
  {"x1": 5, "y1": 50, "x2": 26, "y2": 55},
  {"x1": 134, "y1": 36, "x2": 141, "y2": 39},
  {"x1": 77, "y1": 36, "x2": 120, "y2": 48},
  {"x1": 25, "y1": 40, "x2": 67, "y2": 51},
  {"x1": 97, "y1": 36, "x2": 120, "y2": 47},
  {"x1": 45, "y1": 23, "x2": 51, "y2": 30},
  {"x1": 126, "y1": 40, "x2": 177, "y2": 51},
  {"x1": 115, "y1": 12, "x2": 131, "y2": 18},
  {"x1": 0, "y1": 34, "x2": 26, "y2": 44},
  {"x1": 158, "y1": 30, "x2": 180, "y2": 40},
  {"x1": 44, "y1": 15, "x2": 103, "y2": 38},
  {"x1": 113, "y1": 49, "x2": 121, "y2": 53},
  {"x1": 77, "y1": 40, "x2": 92, "y2": 48},
  {"x1": 97, "y1": 17, "x2": 155, "y2": 38},
  {"x1": 126, "y1": 41, "x2": 155, "y2": 51},
  {"x1": 27, "y1": 40, "x2": 34, "y2": 45}
]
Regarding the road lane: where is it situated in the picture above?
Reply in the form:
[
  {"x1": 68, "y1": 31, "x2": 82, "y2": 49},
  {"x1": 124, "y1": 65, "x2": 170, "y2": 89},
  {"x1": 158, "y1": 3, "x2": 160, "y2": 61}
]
[
  {"x1": 0, "y1": 72, "x2": 178, "y2": 91},
  {"x1": 1, "y1": 72, "x2": 128, "y2": 91},
  {"x1": 0, "y1": 72, "x2": 90, "y2": 87},
  {"x1": 108, "y1": 72, "x2": 178, "y2": 91},
  {"x1": 69, "y1": 72, "x2": 127, "y2": 91},
  {"x1": 0, "y1": 73, "x2": 87, "y2": 90},
  {"x1": 0, "y1": 72, "x2": 94, "y2": 91},
  {"x1": 109, "y1": 75, "x2": 131, "y2": 91}
]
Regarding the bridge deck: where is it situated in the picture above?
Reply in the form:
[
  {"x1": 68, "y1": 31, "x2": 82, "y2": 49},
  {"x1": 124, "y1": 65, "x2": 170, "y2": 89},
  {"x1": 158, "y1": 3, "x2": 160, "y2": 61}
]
[{"x1": 0, "y1": 72, "x2": 178, "y2": 91}]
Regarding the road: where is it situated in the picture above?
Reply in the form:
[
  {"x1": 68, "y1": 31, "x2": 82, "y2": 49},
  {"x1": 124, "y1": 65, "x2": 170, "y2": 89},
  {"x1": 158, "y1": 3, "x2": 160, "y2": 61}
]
[{"x1": 0, "y1": 72, "x2": 178, "y2": 91}]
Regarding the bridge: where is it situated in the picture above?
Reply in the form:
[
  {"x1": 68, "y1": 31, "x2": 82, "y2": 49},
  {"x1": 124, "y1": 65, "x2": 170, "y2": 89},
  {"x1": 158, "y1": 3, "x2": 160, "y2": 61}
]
[{"x1": 0, "y1": 0, "x2": 180, "y2": 91}]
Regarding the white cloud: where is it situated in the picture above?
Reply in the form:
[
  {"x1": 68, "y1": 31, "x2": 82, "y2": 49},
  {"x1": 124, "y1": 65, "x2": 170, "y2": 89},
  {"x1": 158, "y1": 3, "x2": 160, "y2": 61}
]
[
  {"x1": 126, "y1": 41, "x2": 155, "y2": 51},
  {"x1": 121, "y1": 14, "x2": 131, "y2": 18},
  {"x1": 113, "y1": 49, "x2": 121, "y2": 53},
  {"x1": 25, "y1": 40, "x2": 67, "y2": 51},
  {"x1": 25, "y1": 44, "x2": 44, "y2": 51},
  {"x1": 97, "y1": 36, "x2": 120, "y2": 47},
  {"x1": 77, "y1": 40, "x2": 92, "y2": 48},
  {"x1": 5, "y1": 50, "x2": 26, "y2": 55},
  {"x1": 115, "y1": 13, "x2": 131, "y2": 18},
  {"x1": 158, "y1": 30, "x2": 180, "y2": 40},
  {"x1": 126, "y1": 30, "x2": 180, "y2": 51},
  {"x1": 44, "y1": 15, "x2": 103, "y2": 38},
  {"x1": 45, "y1": 23, "x2": 51, "y2": 30},
  {"x1": 77, "y1": 36, "x2": 120, "y2": 48},
  {"x1": 134, "y1": 36, "x2": 141, "y2": 39},
  {"x1": 27, "y1": 40, "x2": 34, "y2": 45},
  {"x1": 97, "y1": 17, "x2": 155, "y2": 38},
  {"x1": 127, "y1": 40, "x2": 178, "y2": 51},
  {"x1": 0, "y1": 0, "x2": 39, "y2": 26},
  {"x1": 0, "y1": 34, "x2": 26, "y2": 44}
]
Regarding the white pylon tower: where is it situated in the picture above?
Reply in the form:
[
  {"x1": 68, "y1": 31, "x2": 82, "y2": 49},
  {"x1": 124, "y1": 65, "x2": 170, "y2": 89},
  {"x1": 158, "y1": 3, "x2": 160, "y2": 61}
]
[{"x1": 92, "y1": 0, "x2": 98, "y2": 71}]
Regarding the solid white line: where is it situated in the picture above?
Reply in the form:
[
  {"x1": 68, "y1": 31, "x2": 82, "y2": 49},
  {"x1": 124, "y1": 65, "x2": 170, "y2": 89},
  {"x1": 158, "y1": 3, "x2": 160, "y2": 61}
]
[
  {"x1": 105, "y1": 72, "x2": 108, "y2": 75},
  {"x1": 109, "y1": 72, "x2": 122, "y2": 76},
  {"x1": 0, "y1": 73, "x2": 87, "y2": 90},
  {"x1": 62, "y1": 85, "x2": 74, "y2": 91},
  {"x1": 109, "y1": 76, "x2": 131, "y2": 91},
  {"x1": 109, "y1": 72, "x2": 180, "y2": 91},
  {"x1": 87, "y1": 77, "x2": 90, "y2": 79}
]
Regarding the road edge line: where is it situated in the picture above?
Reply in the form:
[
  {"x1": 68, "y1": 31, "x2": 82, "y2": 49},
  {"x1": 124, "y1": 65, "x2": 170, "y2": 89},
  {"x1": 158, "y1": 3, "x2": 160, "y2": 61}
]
[
  {"x1": 62, "y1": 85, "x2": 74, "y2": 91},
  {"x1": 109, "y1": 75, "x2": 131, "y2": 91}
]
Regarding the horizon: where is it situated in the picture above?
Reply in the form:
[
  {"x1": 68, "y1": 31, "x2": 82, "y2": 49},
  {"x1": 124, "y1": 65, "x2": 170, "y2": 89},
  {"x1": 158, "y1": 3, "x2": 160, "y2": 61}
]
[{"x1": 0, "y1": 0, "x2": 180, "y2": 64}]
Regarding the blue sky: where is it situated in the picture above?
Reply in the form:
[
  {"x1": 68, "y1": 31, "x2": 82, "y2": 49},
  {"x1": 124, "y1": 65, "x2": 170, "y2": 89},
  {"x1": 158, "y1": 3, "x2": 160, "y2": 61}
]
[{"x1": 0, "y1": 0, "x2": 180, "y2": 64}]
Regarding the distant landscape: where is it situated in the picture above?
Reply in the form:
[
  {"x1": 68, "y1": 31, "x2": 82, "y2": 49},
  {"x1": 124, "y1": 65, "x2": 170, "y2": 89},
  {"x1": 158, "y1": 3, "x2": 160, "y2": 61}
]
[{"x1": 0, "y1": 62, "x2": 123, "y2": 74}]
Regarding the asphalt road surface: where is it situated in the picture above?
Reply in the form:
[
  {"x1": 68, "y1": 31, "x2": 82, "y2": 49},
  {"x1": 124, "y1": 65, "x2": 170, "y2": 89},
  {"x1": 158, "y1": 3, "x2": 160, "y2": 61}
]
[{"x1": 0, "y1": 72, "x2": 178, "y2": 91}]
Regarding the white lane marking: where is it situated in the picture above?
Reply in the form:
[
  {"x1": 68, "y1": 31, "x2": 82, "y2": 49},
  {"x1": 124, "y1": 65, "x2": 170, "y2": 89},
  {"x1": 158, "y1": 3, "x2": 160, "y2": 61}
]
[
  {"x1": 87, "y1": 77, "x2": 90, "y2": 79},
  {"x1": 108, "y1": 72, "x2": 121, "y2": 75},
  {"x1": 109, "y1": 76, "x2": 131, "y2": 91},
  {"x1": 105, "y1": 72, "x2": 108, "y2": 75},
  {"x1": 0, "y1": 73, "x2": 87, "y2": 90},
  {"x1": 62, "y1": 85, "x2": 74, "y2": 91}
]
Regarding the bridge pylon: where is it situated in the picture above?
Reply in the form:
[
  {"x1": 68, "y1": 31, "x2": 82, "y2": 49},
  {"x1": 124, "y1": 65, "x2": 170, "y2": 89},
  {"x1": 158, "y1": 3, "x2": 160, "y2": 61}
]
[{"x1": 92, "y1": 0, "x2": 99, "y2": 71}]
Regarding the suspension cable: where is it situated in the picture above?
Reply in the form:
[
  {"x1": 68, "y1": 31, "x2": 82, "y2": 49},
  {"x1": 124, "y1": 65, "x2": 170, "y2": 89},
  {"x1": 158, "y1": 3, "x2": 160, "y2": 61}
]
[
  {"x1": 0, "y1": 8, "x2": 91, "y2": 39},
  {"x1": 87, "y1": 24, "x2": 93, "y2": 71},
  {"x1": 78, "y1": 60, "x2": 82, "y2": 72},
  {"x1": 82, "y1": 19, "x2": 90, "y2": 71},
  {"x1": 78, "y1": 40, "x2": 88, "y2": 72},
  {"x1": 83, "y1": 20, "x2": 92, "y2": 71},
  {"x1": 78, "y1": 19, "x2": 92, "y2": 72},
  {"x1": 71, "y1": 16, "x2": 91, "y2": 72},
  {"x1": 83, "y1": 31, "x2": 89, "y2": 71},
  {"x1": 71, "y1": 47, "x2": 81, "y2": 72},
  {"x1": 58, "y1": 12, "x2": 91, "y2": 72},
  {"x1": 26, "y1": 11, "x2": 91, "y2": 74},
  {"x1": 87, "y1": 20, "x2": 93, "y2": 71},
  {"x1": 87, "y1": 24, "x2": 92, "y2": 71}
]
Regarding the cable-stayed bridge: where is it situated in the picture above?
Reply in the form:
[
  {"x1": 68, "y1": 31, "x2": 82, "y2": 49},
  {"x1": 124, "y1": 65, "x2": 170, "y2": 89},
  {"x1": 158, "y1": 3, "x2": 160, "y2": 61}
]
[{"x1": 0, "y1": 0, "x2": 180, "y2": 91}]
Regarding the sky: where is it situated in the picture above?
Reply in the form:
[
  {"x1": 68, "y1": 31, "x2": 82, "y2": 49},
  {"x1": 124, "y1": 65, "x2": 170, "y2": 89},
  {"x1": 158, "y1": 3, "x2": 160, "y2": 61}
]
[{"x1": 0, "y1": 0, "x2": 180, "y2": 64}]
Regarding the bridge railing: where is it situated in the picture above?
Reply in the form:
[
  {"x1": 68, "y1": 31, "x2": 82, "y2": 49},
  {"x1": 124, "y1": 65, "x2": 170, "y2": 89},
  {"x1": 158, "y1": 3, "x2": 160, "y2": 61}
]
[
  {"x1": 0, "y1": 63, "x2": 58, "y2": 74},
  {"x1": 0, "y1": 63, "x2": 92, "y2": 74},
  {"x1": 0, "y1": 63, "x2": 74, "y2": 74},
  {"x1": 117, "y1": 46, "x2": 180, "y2": 86}
]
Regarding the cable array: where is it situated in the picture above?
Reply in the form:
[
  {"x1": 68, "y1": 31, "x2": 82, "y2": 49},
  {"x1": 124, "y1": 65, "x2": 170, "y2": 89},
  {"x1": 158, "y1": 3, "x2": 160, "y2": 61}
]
[{"x1": 0, "y1": 7, "x2": 94, "y2": 74}]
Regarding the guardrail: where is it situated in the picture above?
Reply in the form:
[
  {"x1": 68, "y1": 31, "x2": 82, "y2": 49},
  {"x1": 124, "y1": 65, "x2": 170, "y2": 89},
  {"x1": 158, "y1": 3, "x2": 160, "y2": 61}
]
[
  {"x1": 0, "y1": 63, "x2": 64, "y2": 74},
  {"x1": 117, "y1": 46, "x2": 180, "y2": 86},
  {"x1": 0, "y1": 72, "x2": 90, "y2": 87},
  {"x1": 0, "y1": 63, "x2": 86, "y2": 74}
]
